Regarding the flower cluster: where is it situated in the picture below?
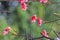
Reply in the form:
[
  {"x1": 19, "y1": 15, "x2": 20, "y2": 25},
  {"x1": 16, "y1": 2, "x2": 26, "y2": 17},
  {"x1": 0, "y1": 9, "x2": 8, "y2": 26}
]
[
  {"x1": 19, "y1": 0, "x2": 28, "y2": 11},
  {"x1": 31, "y1": 14, "x2": 43, "y2": 26},
  {"x1": 31, "y1": 14, "x2": 49, "y2": 39},
  {"x1": 19, "y1": 0, "x2": 48, "y2": 10},
  {"x1": 2, "y1": 27, "x2": 11, "y2": 35}
]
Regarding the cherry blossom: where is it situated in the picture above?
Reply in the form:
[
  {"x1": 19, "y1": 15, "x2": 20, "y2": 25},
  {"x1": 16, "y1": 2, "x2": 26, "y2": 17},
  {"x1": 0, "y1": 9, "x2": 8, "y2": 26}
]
[
  {"x1": 21, "y1": 3, "x2": 27, "y2": 11},
  {"x1": 2, "y1": 31, "x2": 8, "y2": 35},
  {"x1": 38, "y1": 18, "x2": 43, "y2": 26},
  {"x1": 42, "y1": 30, "x2": 48, "y2": 37},
  {"x1": 2, "y1": 27, "x2": 11, "y2": 35},
  {"x1": 19, "y1": 0, "x2": 28, "y2": 4},
  {"x1": 31, "y1": 14, "x2": 37, "y2": 23},
  {"x1": 40, "y1": 0, "x2": 48, "y2": 3},
  {"x1": 5, "y1": 27, "x2": 11, "y2": 32},
  {"x1": 19, "y1": 0, "x2": 25, "y2": 4},
  {"x1": 25, "y1": 0, "x2": 28, "y2": 2}
]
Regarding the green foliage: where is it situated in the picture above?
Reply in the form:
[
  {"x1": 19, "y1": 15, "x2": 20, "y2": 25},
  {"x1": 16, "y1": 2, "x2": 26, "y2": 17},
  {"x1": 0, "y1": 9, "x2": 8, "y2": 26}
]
[
  {"x1": 0, "y1": 16, "x2": 7, "y2": 37},
  {"x1": 0, "y1": 0, "x2": 60, "y2": 40}
]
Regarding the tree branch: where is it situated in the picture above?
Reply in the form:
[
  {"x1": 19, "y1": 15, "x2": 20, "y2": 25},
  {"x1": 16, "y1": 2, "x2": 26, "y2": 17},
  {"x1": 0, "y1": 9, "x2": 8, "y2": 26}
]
[
  {"x1": 53, "y1": 30, "x2": 60, "y2": 38},
  {"x1": 30, "y1": 33, "x2": 54, "y2": 40},
  {"x1": 43, "y1": 19, "x2": 60, "y2": 24}
]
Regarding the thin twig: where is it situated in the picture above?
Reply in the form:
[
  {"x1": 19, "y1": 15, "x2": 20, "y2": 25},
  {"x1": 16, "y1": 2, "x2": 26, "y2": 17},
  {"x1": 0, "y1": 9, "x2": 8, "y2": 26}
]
[
  {"x1": 53, "y1": 13, "x2": 60, "y2": 18},
  {"x1": 48, "y1": 23, "x2": 53, "y2": 35},
  {"x1": 53, "y1": 30, "x2": 60, "y2": 38},
  {"x1": 30, "y1": 33, "x2": 54, "y2": 40},
  {"x1": 31, "y1": 37, "x2": 43, "y2": 40},
  {"x1": 43, "y1": 19, "x2": 60, "y2": 24},
  {"x1": 41, "y1": 33, "x2": 54, "y2": 40}
]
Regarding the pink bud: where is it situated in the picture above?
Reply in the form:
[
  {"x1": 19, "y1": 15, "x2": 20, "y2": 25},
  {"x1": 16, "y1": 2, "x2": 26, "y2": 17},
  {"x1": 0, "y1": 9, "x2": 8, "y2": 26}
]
[
  {"x1": 31, "y1": 14, "x2": 37, "y2": 23},
  {"x1": 19, "y1": 0, "x2": 28, "y2": 4},
  {"x1": 19, "y1": 0, "x2": 25, "y2": 4},
  {"x1": 38, "y1": 18, "x2": 43, "y2": 26},
  {"x1": 21, "y1": 3, "x2": 27, "y2": 11},
  {"x1": 5, "y1": 27, "x2": 11, "y2": 32},
  {"x1": 42, "y1": 30, "x2": 48, "y2": 37},
  {"x1": 40, "y1": 0, "x2": 48, "y2": 4},
  {"x1": 25, "y1": 0, "x2": 28, "y2": 2},
  {"x1": 2, "y1": 31, "x2": 8, "y2": 35}
]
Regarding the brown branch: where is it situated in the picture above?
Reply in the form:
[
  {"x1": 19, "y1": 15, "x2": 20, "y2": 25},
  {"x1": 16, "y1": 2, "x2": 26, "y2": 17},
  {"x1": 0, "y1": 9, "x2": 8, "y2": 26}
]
[
  {"x1": 43, "y1": 14, "x2": 60, "y2": 24},
  {"x1": 41, "y1": 33, "x2": 54, "y2": 40},
  {"x1": 51, "y1": 2, "x2": 60, "y2": 4},
  {"x1": 31, "y1": 37, "x2": 53, "y2": 40},
  {"x1": 30, "y1": 37, "x2": 43, "y2": 40},
  {"x1": 43, "y1": 19, "x2": 60, "y2": 24},
  {"x1": 53, "y1": 30, "x2": 60, "y2": 38},
  {"x1": 30, "y1": 33, "x2": 54, "y2": 40},
  {"x1": 53, "y1": 14, "x2": 60, "y2": 18},
  {"x1": 48, "y1": 23, "x2": 53, "y2": 35}
]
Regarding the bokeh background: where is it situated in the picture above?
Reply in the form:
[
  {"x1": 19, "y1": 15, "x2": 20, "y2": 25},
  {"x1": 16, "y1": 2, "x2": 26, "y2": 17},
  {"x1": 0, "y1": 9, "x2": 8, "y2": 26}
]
[{"x1": 0, "y1": 0, "x2": 60, "y2": 40}]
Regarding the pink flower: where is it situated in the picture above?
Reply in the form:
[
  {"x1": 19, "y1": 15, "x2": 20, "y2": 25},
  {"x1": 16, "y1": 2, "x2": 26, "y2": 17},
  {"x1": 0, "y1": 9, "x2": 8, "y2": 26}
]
[
  {"x1": 2, "y1": 27, "x2": 11, "y2": 35},
  {"x1": 38, "y1": 18, "x2": 43, "y2": 26},
  {"x1": 5, "y1": 27, "x2": 11, "y2": 32},
  {"x1": 19, "y1": 0, "x2": 28, "y2": 3},
  {"x1": 31, "y1": 14, "x2": 37, "y2": 23},
  {"x1": 21, "y1": 3, "x2": 27, "y2": 11},
  {"x1": 42, "y1": 30, "x2": 48, "y2": 37},
  {"x1": 2, "y1": 31, "x2": 8, "y2": 35},
  {"x1": 40, "y1": 0, "x2": 48, "y2": 3},
  {"x1": 25, "y1": 0, "x2": 28, "y2": 2},
  {"x1": 19, "y1": 0, "x2": 25, "y2": 4}
]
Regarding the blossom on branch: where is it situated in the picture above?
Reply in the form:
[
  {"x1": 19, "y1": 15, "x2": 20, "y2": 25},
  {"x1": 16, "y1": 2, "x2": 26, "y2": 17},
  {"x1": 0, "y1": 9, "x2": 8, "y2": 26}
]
[
  {"x1": 42, "y1": 30, "x2": 48, "y2": 37},
  {"x1": 31, "y1": 14, "x2": 37, "y2": 23},
  {"x1": 5, "y1": 27, "x2": 11, "y2": 32},
  {"x1": 2, "y1": 26, "x2": 11, "y2": 35},
  {"x1": 2, "y1": 31, "x2": 8, "y2": 35},
  {"x1": 38, "y1": 18, "x2": 43, "y2": 26},
  {"x1": 19, "y1": 0, "x2": 25, "y2": 4},
  {"x1": 19, "y1": 0, "x2": 28, "y2": 4},
  {"x1": 25, "y1": 0, "x2": 28, "y2": 2},
  {"x1": 21, "y1": 3, "x2": 27, "y2": 11}
]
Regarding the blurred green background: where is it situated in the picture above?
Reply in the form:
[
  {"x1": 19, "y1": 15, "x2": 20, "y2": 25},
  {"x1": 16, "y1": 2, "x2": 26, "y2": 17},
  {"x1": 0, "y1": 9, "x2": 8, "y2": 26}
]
[{"x1": 0, "y1": 0, "x2": 60, "y2": 40}]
